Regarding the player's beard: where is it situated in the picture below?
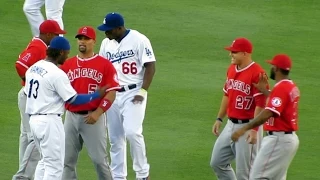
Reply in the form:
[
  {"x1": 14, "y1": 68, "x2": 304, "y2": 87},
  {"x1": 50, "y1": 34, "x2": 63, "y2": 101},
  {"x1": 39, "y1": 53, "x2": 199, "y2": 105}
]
[
  {"x1": 270, "y1": 68, "x2": 276, "y2": 80},
  {"x1": 79, "y1": 45, "x2": 87, "y2": 53}
]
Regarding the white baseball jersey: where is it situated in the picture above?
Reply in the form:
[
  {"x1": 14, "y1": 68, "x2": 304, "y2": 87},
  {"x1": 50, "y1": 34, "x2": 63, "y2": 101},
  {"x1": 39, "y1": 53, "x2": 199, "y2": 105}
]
[
  {"x1": 99, "y1": 30, "x2": 156, "y2": 86},
  {"x1": 24, "y1": 60, "x2": 77, "y2": 115}
]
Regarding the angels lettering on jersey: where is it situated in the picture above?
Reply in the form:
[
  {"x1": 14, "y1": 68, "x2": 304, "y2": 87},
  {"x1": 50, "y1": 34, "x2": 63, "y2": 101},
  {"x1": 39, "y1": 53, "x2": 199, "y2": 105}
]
[{"x1": 67, "y1": 68, "x2": 103, "y2": 83}]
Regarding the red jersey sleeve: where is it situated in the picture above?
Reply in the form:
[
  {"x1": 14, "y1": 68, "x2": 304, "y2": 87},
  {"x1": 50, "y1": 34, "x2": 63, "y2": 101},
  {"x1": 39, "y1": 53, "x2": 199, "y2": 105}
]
[
  {"x1": 252, "y1": 71, "x2": 269, "y2": 108},
  {"x1": 15, "y1": 47, "x2": 43, "y2": 78},
  {"x1": 265, "y1": 86, "x2": 287, "y2": 117},
  {"x1": 104, "y1": 62, "x2": 120, "y2": 92},
  {"x1": 223, "y1": 65, "x2": 232, "y2": 96}
]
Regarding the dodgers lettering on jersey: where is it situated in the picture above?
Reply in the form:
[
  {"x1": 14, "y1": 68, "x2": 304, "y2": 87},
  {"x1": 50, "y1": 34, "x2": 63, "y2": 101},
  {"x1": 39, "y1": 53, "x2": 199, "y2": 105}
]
[
  {"x1": 223, "y1": 62, "x2": 268, "y2": 120},
  {"x1": 24, "y1": 60, "x2": 77, "y2": 115},
  {"x1": 264, "y1": 80, "x2": 300, "y2": 131},
  {"x1": 15, "y1": 38, "x2": 47, "y2": 86},
  {"x1": 99, "y1": 30, "x2": 156, "y2": 86},
  {"x1": 60, "y1": 54, "x2": 120, "y2": 112}
]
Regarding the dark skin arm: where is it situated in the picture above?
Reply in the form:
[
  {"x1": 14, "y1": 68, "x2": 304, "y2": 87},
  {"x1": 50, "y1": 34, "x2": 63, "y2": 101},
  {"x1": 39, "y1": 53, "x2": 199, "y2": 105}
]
[
  {"x1": 231, "y1": 109, "x2": 274, "y2": 142},
  {"x1": 85, "y1": 90, "x2": 116, "y2": 124},
  {"x1": 132, "y1": 62, "x2": 156, "y2": 103}
]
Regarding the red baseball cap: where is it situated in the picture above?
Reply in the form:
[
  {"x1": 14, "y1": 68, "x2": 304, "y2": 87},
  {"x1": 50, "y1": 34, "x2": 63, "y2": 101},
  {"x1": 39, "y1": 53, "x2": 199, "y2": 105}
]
[
  {"x1": 75, "y1": 26, "x2": 96, "y2": 40},
  {"x1": 224, "y1": 38, "x2": 253, "y2": 53},
  {"x1": 39, "y1": 20, "x2": 66, "y2": 34},
  {"x1": 266, "y1": 54, "x2": 292, "y2": 71}
]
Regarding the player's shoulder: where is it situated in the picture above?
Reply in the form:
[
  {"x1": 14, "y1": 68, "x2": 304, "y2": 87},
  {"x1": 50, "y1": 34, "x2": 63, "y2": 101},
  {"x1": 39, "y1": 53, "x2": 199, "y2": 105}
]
[
  {"x1": 128, "y1": 29, "x2": 150, "y2": 42},
  {"x1": 28, "y1": 38, "x2": 47, "y2": 49},
  {"x1": 226, "y1": 64, "x2": 236, "y2": 73},
  {"x1": 250, "y1": 62, "x2": 265, "y2": 72}
]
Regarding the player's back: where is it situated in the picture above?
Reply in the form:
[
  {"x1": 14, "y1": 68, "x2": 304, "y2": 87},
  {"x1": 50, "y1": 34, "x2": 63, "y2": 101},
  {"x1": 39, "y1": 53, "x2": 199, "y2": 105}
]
[
  {"x1": 266, "y1": 80, "x2": 300, "y2": 131},
  {"x1": 24, "y1": 60, "x2": 68, "y2": 115},
  {"x1": 224, "y1": 62, "x2": 266, "y2": 119},
  {"x1": 16, "y1": 38, "x2": 47, "y2": 85},
  {"x1": 99, "y1": 30, "x2": 156, "y2": 86}
]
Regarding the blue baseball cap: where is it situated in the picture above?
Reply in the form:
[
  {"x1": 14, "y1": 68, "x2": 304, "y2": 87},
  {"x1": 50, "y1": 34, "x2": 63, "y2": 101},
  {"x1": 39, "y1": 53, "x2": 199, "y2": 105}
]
[
  {"x1": 97, "y1": 12, "x2": 124, "y2": 31},
  {"x1": 49, "y1": 36, "x2": 70, "y2": 51}
]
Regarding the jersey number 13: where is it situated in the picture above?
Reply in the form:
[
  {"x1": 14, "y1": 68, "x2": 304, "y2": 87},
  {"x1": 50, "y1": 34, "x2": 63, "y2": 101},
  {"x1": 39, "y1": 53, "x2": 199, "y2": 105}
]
[{"x1": 27, "y1": 79, "x2": 40, "y2": 99}]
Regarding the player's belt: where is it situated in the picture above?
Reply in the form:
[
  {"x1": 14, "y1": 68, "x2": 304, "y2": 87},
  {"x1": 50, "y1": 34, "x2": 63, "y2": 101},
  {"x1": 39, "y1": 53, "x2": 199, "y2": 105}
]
[
  {"x1": 266, "y1": 131, "x2": 293, "y2": 136},
  {"x1": 229, "y1": 118, "x2": 250, "y2": 124},
  {"x1": 118, "y1": 84, "x2": 137, "y2": 92},
  {"x1": 72, "y1": 109, "x2": 96, "y2": 115},
  {"x1": 30, "y1": 114, "x2": 61, "y2": 116}
]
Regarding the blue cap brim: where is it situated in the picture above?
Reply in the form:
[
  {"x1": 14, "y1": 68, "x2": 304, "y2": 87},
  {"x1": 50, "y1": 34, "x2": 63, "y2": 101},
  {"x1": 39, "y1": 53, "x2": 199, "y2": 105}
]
[{"x1": 97, "y1": 24, "x2": 113, "y2": 31}]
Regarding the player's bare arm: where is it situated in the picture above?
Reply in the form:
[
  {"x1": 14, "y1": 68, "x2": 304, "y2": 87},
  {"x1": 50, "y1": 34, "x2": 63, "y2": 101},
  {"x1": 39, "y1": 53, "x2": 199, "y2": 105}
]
[
  {"x1": 85, "y1": 90, "x2": 116, "y2": 124},
  {"x1": 132, "y1": 62, "x2": 156, "y2": 104},
  {"x1": 231, "y1": 109, "x2": 273, "y2": 142},
  {"x1": 212, "y1": 95, "x2": 228, "y2": 136}
]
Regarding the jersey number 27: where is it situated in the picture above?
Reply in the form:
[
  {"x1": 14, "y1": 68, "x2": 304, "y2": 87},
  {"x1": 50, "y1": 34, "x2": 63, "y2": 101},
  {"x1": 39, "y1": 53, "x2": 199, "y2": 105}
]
[{"x1": 28, "y1": 79, "x2": 39, "y2": 99}]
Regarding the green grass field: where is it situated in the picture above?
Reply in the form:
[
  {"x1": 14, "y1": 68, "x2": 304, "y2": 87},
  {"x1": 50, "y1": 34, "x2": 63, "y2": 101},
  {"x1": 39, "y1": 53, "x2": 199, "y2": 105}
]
[{"x1": 1, "y1": 0, "x2": 320, "y2": 179}]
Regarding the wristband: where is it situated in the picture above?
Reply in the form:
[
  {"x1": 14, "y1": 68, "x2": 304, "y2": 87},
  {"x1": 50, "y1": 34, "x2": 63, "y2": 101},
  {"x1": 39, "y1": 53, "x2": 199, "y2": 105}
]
[
  {"x1": 216, "y1": 118, "x2": 223, "y2": 122},
  {"x1": 99, "y1": 98, "x2": 112, "y2": 112},
  {"x1": 137, "y1": 88, "x2": 147, "y2": 96}
]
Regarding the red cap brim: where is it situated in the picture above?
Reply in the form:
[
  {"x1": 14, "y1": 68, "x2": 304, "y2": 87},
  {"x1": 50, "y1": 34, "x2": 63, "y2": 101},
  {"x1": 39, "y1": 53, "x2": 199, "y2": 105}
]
[
  {"x1": 266, "y1": 60, "x2": 274, "y2": 65},
  {"x1": 56, "y1": 30, "x2": 67, "y2": 34},
  {"x1": 224, "y1": 46, "x2": 240, "y2": 52}
]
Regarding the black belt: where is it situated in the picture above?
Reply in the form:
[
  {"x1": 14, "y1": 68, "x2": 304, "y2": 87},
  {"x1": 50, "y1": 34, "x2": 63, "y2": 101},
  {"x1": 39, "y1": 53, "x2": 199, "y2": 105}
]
[
  {"x1": 72, "y1": 109, "x2": 96, "y2": 115},
  {"x1": 229, "y1": 118, "x2": 250, "y2": 124},
  {"x1": 118, "y1": 84, "x2": 137, "y2": 92},
  {"x1": 30, "y1": 114, "x2": 61, "y2": 117},
  {"x1": 267, "y1": 131, "x2": 293, "y2": 136}
]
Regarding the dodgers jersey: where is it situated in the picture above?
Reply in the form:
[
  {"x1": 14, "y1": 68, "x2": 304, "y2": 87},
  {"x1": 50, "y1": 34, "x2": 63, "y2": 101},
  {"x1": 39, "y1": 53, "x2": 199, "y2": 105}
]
[
  {"x1": 264, "y1": 79, "x2": 300, "y2": 131},
  {"x1": 24, "y1": 60, "x2": 77, "y2": 115},
  {"x1": 99, "y1": 30, "x2": 156, "y2": 86}
]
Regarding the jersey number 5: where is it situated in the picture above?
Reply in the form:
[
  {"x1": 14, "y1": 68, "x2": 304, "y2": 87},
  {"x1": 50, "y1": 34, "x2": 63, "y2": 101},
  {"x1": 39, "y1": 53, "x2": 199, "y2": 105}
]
[
  {"x1": 122, "y1": 62, "x2": 137, "y2": 74},
  {"x1": 235, "y1": 95, "x2": 253, "y2": 110},
  {"x1": 28, "y1": 79, "x2": 39, "y2": 99}
]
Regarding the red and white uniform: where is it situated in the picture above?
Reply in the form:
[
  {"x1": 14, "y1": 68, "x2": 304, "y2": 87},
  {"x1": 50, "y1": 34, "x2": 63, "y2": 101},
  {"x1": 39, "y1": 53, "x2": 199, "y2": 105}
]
[
  {"x1": 210, "y1": 62, "x2": 268, "y2": 180},
  {"x1": 60, "y1": 54, "x2": 120, "y2": 112},
  {"x1": 250, "y1": 79, "x2": 300, "y2": 179},
  {"x1": 264, "y1": 79, "x2": 299, "y2": 131},
  {"x1": 60, "y1": 54, "x2": 119, "y2": 180},
  {"x1": 224, "y1": 62, "x2": 268, "y2": 120},
  {"x1": 16, "y1": 37, "x2": 47, "y2": 85}
]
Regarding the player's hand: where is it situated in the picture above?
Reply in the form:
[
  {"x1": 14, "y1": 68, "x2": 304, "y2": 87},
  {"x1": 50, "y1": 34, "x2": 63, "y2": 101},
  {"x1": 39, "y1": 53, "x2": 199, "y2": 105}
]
[
  {"x1": 132, "y1": 95, "x2": 144, "y2": 104},
  {"x1": 212, "y1": 120, "x2": 222, "y2": 136},
  {"x1": 246, "y1": 130, "x2": 257, "y2": 144},
  {"x1": 84, "y1": 111, "x2": 100, "y2": 124},
  {"x1": 95, "y1": 86, "x2": 108, "y2": 97},
  {"x1": 231, "y1": 128, "x2": 246, "y2": 142},
  {"x1": 253, "y1": 73, "x2": 268, "y2": 93}
]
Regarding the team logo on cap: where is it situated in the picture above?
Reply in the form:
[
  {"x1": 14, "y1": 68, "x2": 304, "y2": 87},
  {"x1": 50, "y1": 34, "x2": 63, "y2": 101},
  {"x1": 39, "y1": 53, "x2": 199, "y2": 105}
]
[
  {"x1": 82, "y1": 27, "x2": 87, "y2": 34},
  {"x1": 103, "y1": 18, "x2": 106, "y2": 24},
  {"x1": 271, "y1": 97, "x2": 282, "y2": 107}
]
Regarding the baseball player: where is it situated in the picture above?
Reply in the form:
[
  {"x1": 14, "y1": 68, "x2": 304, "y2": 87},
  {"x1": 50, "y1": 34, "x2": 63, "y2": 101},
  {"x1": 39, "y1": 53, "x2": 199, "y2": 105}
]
[
  {"x1": 14, "y1": 20, "x2": 66, "y2": 180},
  {"x1": 210, "y1": 38, "x2": 268, "y2": 180},
  {"x1": 25, "y1": 36, "x2": 107, "y2": 180},
  {"x1": 97, "y1": 12, "x2": 156, "y2": 180},
  {"x1": 23, "y1": 0, "x2": 65, "y2": 37},
  {"x1": 231, "y1": 54, "x2": 300, "y2": 180},
  {"x1": 60, "y1": 26, "x2": 119, "y2": 180}
]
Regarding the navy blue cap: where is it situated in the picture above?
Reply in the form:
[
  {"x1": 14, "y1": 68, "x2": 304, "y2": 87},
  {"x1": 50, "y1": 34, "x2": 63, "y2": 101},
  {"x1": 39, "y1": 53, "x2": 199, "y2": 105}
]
[
  {"x1": 49, "y1": 36, "x2": 70, "y2": 51},
  {"x1": 97, "y1": 12, "x2": 124, "y2": 31}
]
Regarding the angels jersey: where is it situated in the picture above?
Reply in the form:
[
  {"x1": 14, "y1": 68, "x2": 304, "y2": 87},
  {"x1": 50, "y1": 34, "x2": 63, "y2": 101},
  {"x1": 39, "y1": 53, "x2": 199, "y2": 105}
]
[
  {"x1": 99, "y1": 30, "x2": 156, "y2": 86},
  {"x1": 60, "y1": 54, "x2": 120, "y2": 112},
  {"x1": 24, "y1": 60, "x2": 77, "y2": 115},
  {"x1": 264, "y1": 79, "x2": 300, "y2": 131},
  {"x1": 223, "y1": 62, "x2": 268, "y2": 119},
  {"x1": 16, "y1": 37, "x2": 47, "y2": 86}
]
